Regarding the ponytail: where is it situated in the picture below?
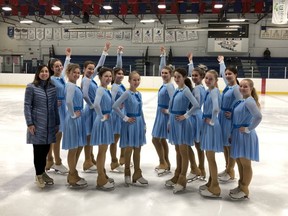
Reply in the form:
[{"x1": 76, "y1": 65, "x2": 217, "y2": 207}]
[{"x1": 184, "y1": 78, "x2": 193, "y2": 92}]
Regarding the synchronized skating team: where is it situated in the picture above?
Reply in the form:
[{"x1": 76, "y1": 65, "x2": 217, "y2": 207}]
[{"x1": 24, "y1": 42, "x2": 262, "y2": 201}]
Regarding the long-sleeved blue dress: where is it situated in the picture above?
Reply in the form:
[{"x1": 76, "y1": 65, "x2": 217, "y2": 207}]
[{"x1": 230, "y1": 97, "x2": 262, "y2": 161}]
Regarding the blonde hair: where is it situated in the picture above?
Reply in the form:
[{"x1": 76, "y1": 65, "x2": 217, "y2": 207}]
[
  {"x1": 128, "y1": 71, "x2": 140, "y2": 81},
  {"x1": 65, "y1": 63, "x2": 80, "y2": 77},
  {"x1": 242, "y1": 79, "x2": 260, "y2": 108}
]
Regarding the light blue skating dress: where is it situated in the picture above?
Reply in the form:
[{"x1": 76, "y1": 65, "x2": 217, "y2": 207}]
[
  {"x1": 190, "y1": 84, "x2": 206, "y2": 142},
  {"x1": 112, "y1": 90, "x2": 146, "y2": 148},
  {"x1": 230, "y1": 97, "x2": 262, "y2": 161},
  {"x1": 168, "y1": 86, "x2": 199, "y2": 146},
  {"x1": 111, "y1": 83, "x2": 126, "y2": 134},
  {"x1": 152, "y1": 82, "x2": 175, "y2": 139},
  {"x1": 200, "y1": 88, "x2": 223, "y2": 152},
  {"x1": 62, "y1": 82, "x2": 86, "y2": 150},
  {"x1": 218, "y1": 62, "x2": 242, "y2": 146},
  {"x1": 50, "y1": 57, "x2": 70, "y2": 132},
  {"x1": 82, "y1": 77, "x2": 98, "y2": 135},
  {"x1": 81, "y1": 52, "x2": 107, "y2": 135},
  {"x1": 90, "y1": 87, "x2": 114, "y2": 145}
]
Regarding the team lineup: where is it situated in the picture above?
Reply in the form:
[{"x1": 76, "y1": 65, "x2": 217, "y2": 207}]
[{"x1": 24, "y1": 42, "x2": 262, "y2": 201}]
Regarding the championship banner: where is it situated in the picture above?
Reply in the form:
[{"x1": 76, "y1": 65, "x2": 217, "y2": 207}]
[
  {"x1": 36, "y1": 28, "x2": 44, "y2": 40},
  {"x1": 207, "y1": 38, "x2": 249, "y2": 52},
  {"x1": 153, "y1": 28, "x2": 164, "y2": 43},
  {"x1": 28, "y1": 28, "x2": 36, "y2": 40},
  {"x1": 132, "y1": 28, "x2": 142, "y2": 43},
  {"x1": 272, "y1": 0, "x2": 288, "y2": 24},
  {"x1": 53, "y1": 28, "x2": 62, "y2": 40},
  {"x1": 143, "y1": 28, "x2": 153, "y2": 43},
  {"x1": 114, "y1": 31, "x2": 123, "y2": 40}
]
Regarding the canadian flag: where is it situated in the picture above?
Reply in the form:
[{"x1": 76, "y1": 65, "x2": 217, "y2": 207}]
[{"x1": 272, "y1": 0, "x2": 288, "y2": 24}]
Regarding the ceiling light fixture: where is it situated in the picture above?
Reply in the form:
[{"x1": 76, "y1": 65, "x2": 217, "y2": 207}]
[
  {"x1": 99, "y1": 19, "x2": 113, "y2": 23},
  {"x1": 214, "y1": 4, "x2": 223, "y2": 9},
  {"x1": 183, "y1": 19, "x2": 199, "y2": 23},
  {"x1": 158, "y1": 4, "x2": 166, "y2": 9},
  {"x1": 58, "y1": 19, "x2": 72, "y2": 24},
  {"x1": 51, "y1": 5, "x2": 61, "y2": 11},
  {"x1": 140, "y1": 19, "x2": 155, "y2": 23},
  {"x1": 228, "y1": 19, "x2": 246, "y2": 22},
  {"x1": 103, "y1": 5, "x2": 112, "y2": 10},
  {"x1": 2, "y1": 6, "x2": 12, "y2": 11},
  {"x1": 20, "y1": 20, "x2": 33, "y2": 24}
]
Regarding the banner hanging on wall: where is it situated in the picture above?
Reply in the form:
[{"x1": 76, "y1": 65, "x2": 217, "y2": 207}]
[
  {"x1": 7, "y1": 26, "x2": 14, "y2": 38},
  {"x1": 207, "y1": 38, "x2": 249, "y2": 52},
  {"x1": 272, "y1": 0, "x2": 288, "y2": 24}
]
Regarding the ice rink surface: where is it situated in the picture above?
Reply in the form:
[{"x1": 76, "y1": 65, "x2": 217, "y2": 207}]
[{"x1": 0, "y1": 87, "x2": 288, "y2": 216}]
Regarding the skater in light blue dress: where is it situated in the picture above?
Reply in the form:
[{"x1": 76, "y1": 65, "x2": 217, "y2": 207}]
[
  {"x1": 45, "y1": 48, "x2": 71, "y2": 173},
  {"x1": 152, "y1": 46, "x2": 174, "y2": 176},
  {"x1": 229, "y1": 79, "x2": 262, "y2": 200},
  {"x1": 165, "y1": 68, "x2": 199, "y2": 194},
  {"x1": 112, "y1": 71, "x2": 148, "y2": 186},
  {"x1": 62, "y1": 63, "x2": 87, "y2": 188},
  {"x1": 110, "y1": 46, "x2": 126, "y2": 173},
  {"x1": 186, "y1": 52, "x2": 207, "y2": 181},
  {"x1": 90, "y1": 67, "x2": 115, "y2": 190},
  {"x1": 199, "y1": 70, "x2": 223, "y2": 198},
  {"x1": 81, "y1": 41, "x2": 111, "y2": 172},
  {"x1": 217, "y1": 56, "x2": 242, "y2": 182}
]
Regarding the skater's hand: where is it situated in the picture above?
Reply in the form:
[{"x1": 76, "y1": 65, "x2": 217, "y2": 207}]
[
  {"x1": 204, "y1": 118, "x2": 214, "y2": 126},
  {"x1": 101, "y1": 114, "x2": 110, "y2": 122},
  {"x1": 28, "y1": 125, "x2": 35, "y2": 135},
  {"x1": 73, "y1": 110, "x2": 81, "y2": 118},
  {"x1": 160, "y1": 46, "x2": 165, "y2": 54},
  {"x1": 239, "y1": 127, "x2": 250, "y2": 133},
  {"x1": 161, "y1": 108, "x2": 169, "y2": 114},
  {"x1": 224, "y1": 111, "x2": 231, "y2": 119},
  {"x1": 127, "y1": 117, "x2": 136, "y2": 123},
  {"x1": 104, "y1": 41, "x2": 111, "y2": 52},
  {"x1": 66, "y1": 47, "x2": 72, "y2": 57},
  {"x1": 217, "y1": 55, "x2": 224, "y2": 63},
  {"x1": 175, "y1": 115, "x2": 185, "y2": 121},
  {"x1": 187, "y1": 52, "x2": 193, "y2": 62},
  {"x1": 117, "y1": 46, "x2": 124, "y2": 53}
]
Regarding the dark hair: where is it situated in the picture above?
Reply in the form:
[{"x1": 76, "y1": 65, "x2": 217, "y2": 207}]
[
  {"x1": 184, "y1": 78, "x2": 193, "y2": 92},
  {"x1": 32, "y1": 65, "x2": 51, "y2": 87},
  {"x1": 225, "y1": 66, "x2": 239, "y2": 85},
  {"x1": 48, "y1": 58, "x2": 61, "y2": 76},
  {"x1": 98, "y1": 67, "x2": 112, "y2": 79},
  {"x1": 174, "y1": 67, "x2": 188, "y2": 78},
  {"x1": 184, "y1": 77, "x2": 193, "y2": 109},
  {"x1": 112, "y1": 67, "x2": 125, "y2": 84},
  {"x1": 82, "y1": 61, "x2": 96, "y2": 77},
  {"x1": 83, "y1": 61, "x2": 95, "y2": 69}
]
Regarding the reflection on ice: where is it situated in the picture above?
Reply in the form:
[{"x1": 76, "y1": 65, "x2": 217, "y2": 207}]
[{"x1": 0, "y1": 88, "x2": 288, "y2": 216}]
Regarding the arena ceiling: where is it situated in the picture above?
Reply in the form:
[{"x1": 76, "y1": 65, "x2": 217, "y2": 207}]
[{"x1": 0, "y1": 0, "x2": 274, "y2": 27}]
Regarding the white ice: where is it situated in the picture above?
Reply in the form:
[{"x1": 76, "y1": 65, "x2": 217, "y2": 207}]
[{"x1": 0, "y1": 88, "x2": 288, "y2": 216}]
